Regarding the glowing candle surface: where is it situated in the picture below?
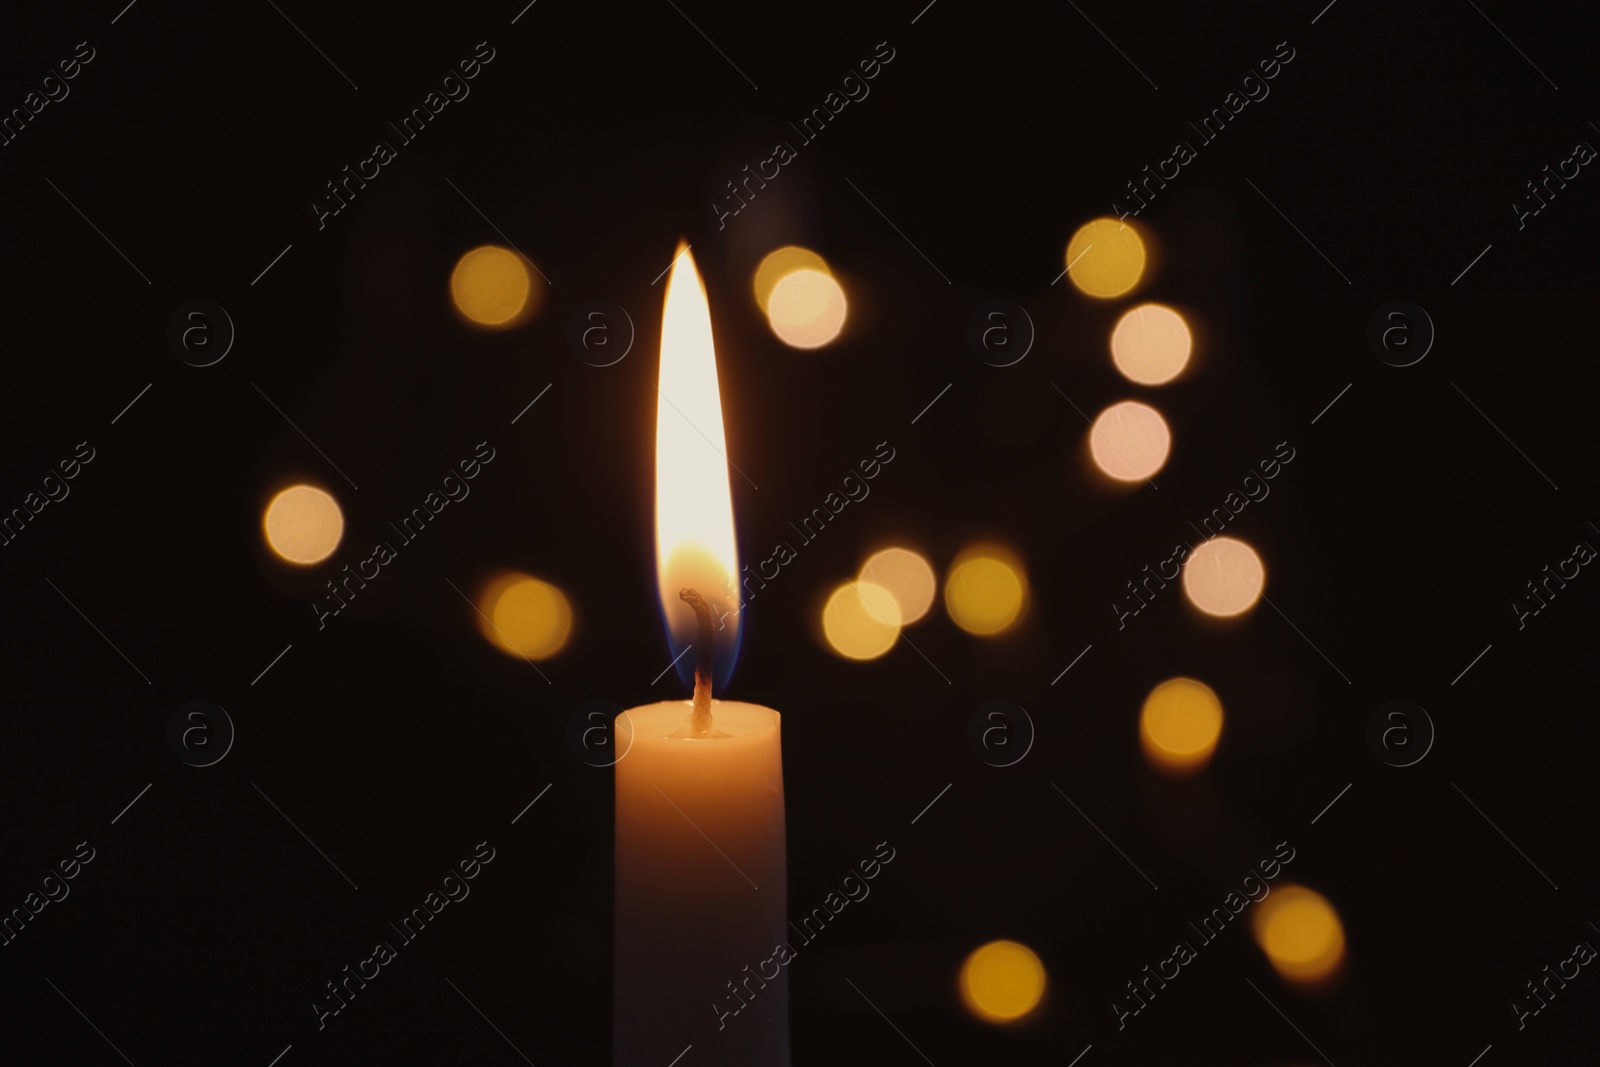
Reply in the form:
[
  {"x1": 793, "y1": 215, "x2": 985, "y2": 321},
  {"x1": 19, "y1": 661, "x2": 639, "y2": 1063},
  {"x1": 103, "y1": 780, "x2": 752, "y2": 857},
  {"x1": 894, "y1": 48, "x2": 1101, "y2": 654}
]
[{"x1": 614, "y1": 246, "x2": 788, "y2": 1066}]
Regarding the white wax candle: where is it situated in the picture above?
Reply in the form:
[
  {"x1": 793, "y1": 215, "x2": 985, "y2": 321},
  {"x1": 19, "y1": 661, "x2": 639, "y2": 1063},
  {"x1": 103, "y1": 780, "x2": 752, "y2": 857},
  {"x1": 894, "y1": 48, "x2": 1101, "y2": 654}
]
[{"x1": 614, "y1": 699, "x2": 788, "y2": 1066}]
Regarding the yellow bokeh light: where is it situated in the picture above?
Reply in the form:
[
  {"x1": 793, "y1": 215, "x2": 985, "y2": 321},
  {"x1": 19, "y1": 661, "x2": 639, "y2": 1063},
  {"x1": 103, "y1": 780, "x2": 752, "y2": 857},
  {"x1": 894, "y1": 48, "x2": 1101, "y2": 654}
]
[
  {"x1": 859, "y1": 547, "x2": 937, "y2": 625},
  {"x1": 959, "y1": 940, "x2": 1047, "y2": 1024},
  {"x1": 822, "y1": 581, "x2": 901, "y2": 660},
  {"x1": 1066, "y1": 217, "x2": 1146, "y2": 298},
  {"x1": 1183, "y1": 536, "x2": 1265, "y2": 617},
  {"x1": 944, "y1": 547, "x2": 1027, "y2": 636},
  {"x1": 1140, "y1": 677, "x2": 1224, "y2": 778},
  {"x1": 1088, "y1": 400, "x2": 1171, "y2": 482},
  {"x1": 766, "y1": 268, "x2": 848, "y2": 349},
  {"x1": 1111, "y1": 303, "x2": 1192, "y2": 385},
  {"x1": 262, "y1": 485, "x2": 343, "y2": 565},
  {"x1": 1251, "y1": 884, "x2": 1346, "y2": 988},
  {"x1": 753, "y1": 245, "x2": 830, "y2": 312},
  {"x1": 476, "y1": 572, "x2": 574, "y2": 660},
  {"x1": 450, "y1": 244, "x2": 539, "y2": 328}
]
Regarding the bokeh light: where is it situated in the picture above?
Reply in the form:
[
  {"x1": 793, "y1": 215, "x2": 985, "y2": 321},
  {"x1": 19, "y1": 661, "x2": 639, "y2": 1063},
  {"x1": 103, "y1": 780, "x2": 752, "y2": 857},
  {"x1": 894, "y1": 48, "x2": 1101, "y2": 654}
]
[
  {"x1": 944, "y1": 545, "x2": 1027, "y2": 636},
  {"x1": 859, "y1": 547, "x2": 936, "y2": 625},
  {"x1": 766, "y1": 268, "x2": 848, "y2": 349},
  {"x1": 262, "y1": 485, "x2": 343, "y2": 565},
  {"x1": 1183, "y1": 536, "x2": 1265, "y2": 617},
  {"x1": 959, "y1": 940, "x2": 1047, "y2": 1024},
  {"x1": 1088, "y1": 400, "x2": 1171, "y2": 482},
  {"x1": 1111, "y1": 303, "x2": 1192, "y2": 385},
  {"x1": 450, "y1": 244, "x2": 540, "y2": 328},
  {"x1": 1251, "y1": 884, "x2": 1346, "y2": 989},
  {"x1": 476, "y1": 571, "x2": 574, "y2": 660},
  {"x1": 753, "y1": 245, "x2": 830, "y2": 312},
  {"x1": 1139, "y1": 677, "x2": 1224, "y2": 777},
  {"x1": 822, "y1": 580, "x2": 901, "y2": 660},
  {"x1": 1066, "y1": 217, "x2": 1146, "y2": 298}
]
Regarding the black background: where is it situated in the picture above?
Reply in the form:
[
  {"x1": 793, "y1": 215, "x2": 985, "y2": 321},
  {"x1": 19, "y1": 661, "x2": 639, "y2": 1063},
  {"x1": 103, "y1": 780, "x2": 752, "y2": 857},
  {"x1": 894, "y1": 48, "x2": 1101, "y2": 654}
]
[{"x1": 1, "y1": 0, "x2": 1597, "y2": 1064}]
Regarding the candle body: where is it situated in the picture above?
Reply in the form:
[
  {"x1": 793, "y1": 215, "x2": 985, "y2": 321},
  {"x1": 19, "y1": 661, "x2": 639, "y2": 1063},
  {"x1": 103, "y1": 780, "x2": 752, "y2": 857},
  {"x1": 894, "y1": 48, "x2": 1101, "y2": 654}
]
[{"x1": 614, "y1": 700, "x2": 788, "y2": 1066}]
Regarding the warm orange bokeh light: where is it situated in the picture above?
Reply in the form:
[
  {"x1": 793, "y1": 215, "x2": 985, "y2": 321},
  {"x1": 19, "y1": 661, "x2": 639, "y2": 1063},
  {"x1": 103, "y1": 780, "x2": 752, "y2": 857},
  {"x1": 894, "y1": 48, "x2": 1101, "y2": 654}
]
[
  {"x1": 1088, "y1": 400, "x2": 1170, "y2": 482},
  {"x1": 1252, "y1": 884, "x2": 1346, "y2": 989},
  {"x1": 450, "y1": 244, "x2": 540, "y2": 328},
  {"x1": 766, "y1": 269, "x2": 848, "y2": 349},
  {"x1": 475, "y1": 571, "x2": 574, "y2": 660},
  {"x1": 1110, "y1": 303, "x2": 1192, "y2": 385},
  {"x1": 859, "y1": 547, "x2": 937, "y2": 625},
  {"x1": 1183, "y1": 536, "x2": 1265, "y2": 617},
  {"x1": 753, "y1": 245, "x2": 830, "y2": 311},
  {"x1": 944, "y1": 545, "x2": 1027, "y2": 636},
  {"x1": 1066, "y1": 218, "x2": 1146, "y2": 298},
  {"x1": 1139, "y1": 677, "x2": 1224, "y2": 777},
  {"x1": 262, "y1": 485, "x2": 343, "y2": 565},
  {"x1": 821, "y1": 581, "x2": 901, "y2": 660},
  {"x1": 959, "y1": 940, "x2": 1048, "y2": 1024}
]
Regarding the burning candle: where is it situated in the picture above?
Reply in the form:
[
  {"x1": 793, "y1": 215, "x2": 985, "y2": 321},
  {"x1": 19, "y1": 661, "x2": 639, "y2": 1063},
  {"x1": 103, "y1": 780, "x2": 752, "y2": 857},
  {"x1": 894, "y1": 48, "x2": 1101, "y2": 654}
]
[{"x1": 613, "y1": 245, "x2": 789, "y2": 1066}]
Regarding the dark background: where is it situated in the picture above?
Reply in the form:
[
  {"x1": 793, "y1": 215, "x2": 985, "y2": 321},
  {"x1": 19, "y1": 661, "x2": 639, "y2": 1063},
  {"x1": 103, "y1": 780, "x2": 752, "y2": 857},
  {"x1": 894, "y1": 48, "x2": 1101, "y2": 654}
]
[{"x1": 1, "y1": 0, "x2": 1597, "y2": 1063}]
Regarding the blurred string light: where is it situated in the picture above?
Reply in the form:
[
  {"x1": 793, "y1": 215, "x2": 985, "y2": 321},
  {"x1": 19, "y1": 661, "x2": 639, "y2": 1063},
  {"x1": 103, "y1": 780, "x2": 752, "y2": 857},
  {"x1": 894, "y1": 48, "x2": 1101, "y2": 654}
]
[
  {"x1": 858, "y1": 547, "x2": 936, "y2": 625},
  {"x1": 476, "y1": 570, "x2": 573, "y2": 660},
  {"x1": 959, "y1": 940, "x2": 1047, "y2": 1024},
  {"x1": 1111, "y1": 303, "x2": 1192, "y2": 385},
  {"x1": 821, "y1": 580, "x2": 901, "y2": 659},
  {"x1": 754, "y1": 245, "x2": 847, "y2": 349},
  {"x1": 1251, "y1": 884, "x2": 1346, "y2": 989},
  {"x1": 1139, "y1": 677, "x2": 1224, "y2": 777},
  {"x1": 1066, "y1": 217, "x2": 1145, "y2": 298},
  {"x1": 262, "y1": 484, "x2": 343, "y2": 565},
  {"x1": 944, "y1": 544, "x2": 1027, "y2": 636},
  {"x1": 1182, "y1": 536, "x2": 1265, "y2": 617},
  {"x1": 1088, "y1": 400, "x2": 1171, "y2": 483},
  {"x1": 450, "y1": 244, "x2": 541, "y2": 328}
]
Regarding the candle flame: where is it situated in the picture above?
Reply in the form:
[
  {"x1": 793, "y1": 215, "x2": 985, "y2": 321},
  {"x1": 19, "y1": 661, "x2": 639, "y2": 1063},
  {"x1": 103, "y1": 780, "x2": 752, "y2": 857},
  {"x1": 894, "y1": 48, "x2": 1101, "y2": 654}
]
[{"x1": 655, "y1": 243, "x2": 741, "y2": 689}]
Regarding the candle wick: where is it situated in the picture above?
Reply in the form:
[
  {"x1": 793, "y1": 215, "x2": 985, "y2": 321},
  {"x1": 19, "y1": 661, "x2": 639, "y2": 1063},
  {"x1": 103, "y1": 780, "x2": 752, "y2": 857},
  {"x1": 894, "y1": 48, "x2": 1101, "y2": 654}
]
[{"x1": 678, "y1": 587, "x2": 716, "y2": 735}]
